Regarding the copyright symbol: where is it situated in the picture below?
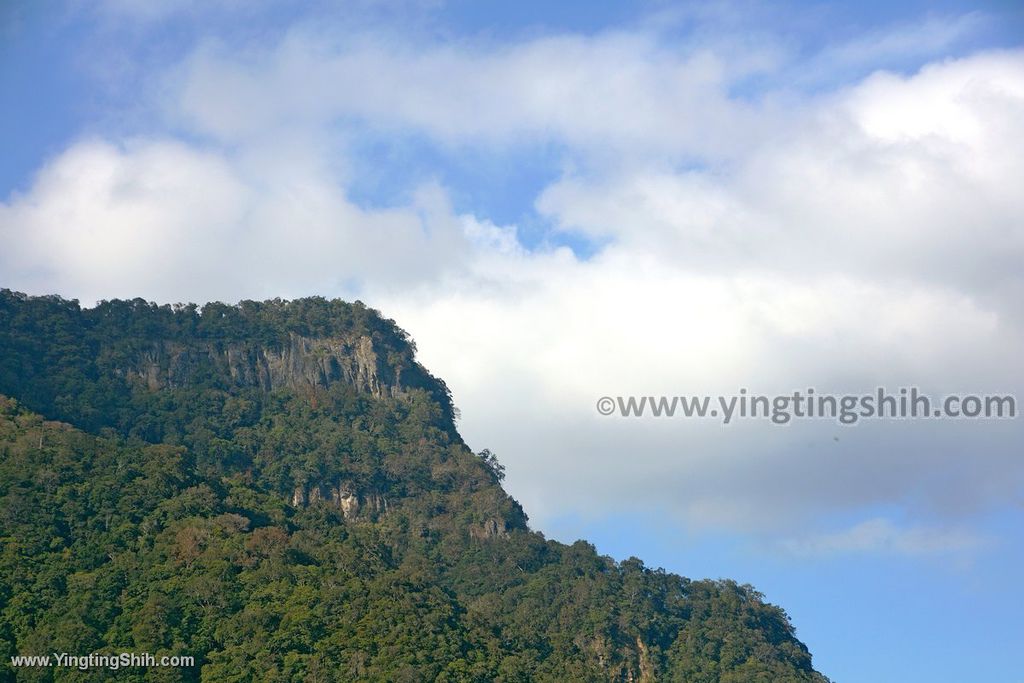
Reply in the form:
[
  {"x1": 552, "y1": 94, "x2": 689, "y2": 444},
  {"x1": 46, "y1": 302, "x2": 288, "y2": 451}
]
[{"x1": 596, "y1": 396, "x2": 616, "y2": 416}]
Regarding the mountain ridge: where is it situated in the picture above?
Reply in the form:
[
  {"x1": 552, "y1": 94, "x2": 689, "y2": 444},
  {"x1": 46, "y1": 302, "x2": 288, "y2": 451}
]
[{"x1": 0, "y1": 289, "x2": 829, "y2": 682}]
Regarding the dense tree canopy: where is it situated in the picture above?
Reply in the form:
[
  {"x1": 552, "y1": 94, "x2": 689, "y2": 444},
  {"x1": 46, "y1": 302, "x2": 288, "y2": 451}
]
[{"x1": 0, "y1": 291, "x2": 828, "y2": 681}]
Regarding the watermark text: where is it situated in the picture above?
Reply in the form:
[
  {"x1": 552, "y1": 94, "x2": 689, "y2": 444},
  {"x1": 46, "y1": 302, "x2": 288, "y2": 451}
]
[{"x1": 595, "y1": 388, "x2": 1017, "y2": 425}]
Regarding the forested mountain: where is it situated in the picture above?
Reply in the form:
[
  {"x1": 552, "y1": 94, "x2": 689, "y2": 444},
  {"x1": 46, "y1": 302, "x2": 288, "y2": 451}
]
[{"x1": 0, "y1": 289, "x2": 829, "y2": 682}]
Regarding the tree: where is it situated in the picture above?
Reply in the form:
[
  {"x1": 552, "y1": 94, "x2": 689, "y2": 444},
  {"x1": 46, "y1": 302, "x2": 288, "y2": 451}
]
[{"x1": 477, "y1": 448, "x2": 506, "y2": 482}]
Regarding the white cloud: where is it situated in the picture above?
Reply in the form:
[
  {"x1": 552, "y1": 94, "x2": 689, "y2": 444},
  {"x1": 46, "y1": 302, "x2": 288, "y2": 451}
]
[
  {"x1": 2, "y1": 23, "x2": 1021, "y2": 546},
  {"x1": 781, "y1": 518, "x2": 992, "y2": 556},
  {"x1": 370, "y1": 50, "x2": 1024, "y2": 532},
  {"x1": 791, "y1": 13, "x2": 989, "y2": 87},
  {"x1": 374, "y1": 255, "x2": 1019, "y2": 531},
  {"x1": 538, "y1": 51, "x2": 1024, "y2": 295},
  {"x1": 168, "y1": 30, "x2": 774, "y2": 162},
  {"x1": 0, "y1": 139, "x2": 470, "y2": 306}
]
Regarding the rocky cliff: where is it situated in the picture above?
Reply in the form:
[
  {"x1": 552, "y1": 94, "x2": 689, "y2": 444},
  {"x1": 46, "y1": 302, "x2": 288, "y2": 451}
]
[
  {"x1": 117, "y1": 332, "x2": 402, "y2": 398},
  {"x1": 290, "y1": 481, "x2": 389, "y2": 520}
]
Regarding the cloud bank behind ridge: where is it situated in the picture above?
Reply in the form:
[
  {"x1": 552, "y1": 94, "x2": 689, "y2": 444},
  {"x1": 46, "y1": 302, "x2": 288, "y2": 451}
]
[{"x1": 2, "y1": 10, "x2": 1022, "y2": 554}]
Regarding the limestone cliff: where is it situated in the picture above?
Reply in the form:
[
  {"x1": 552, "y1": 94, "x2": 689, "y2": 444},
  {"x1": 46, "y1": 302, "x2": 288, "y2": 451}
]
[
  {"x1": 290, "y1": 481, "x2": 389, "y2": 520},
  {"x1": 116, "y1": 332, "x2": 403, "y2": 398}
]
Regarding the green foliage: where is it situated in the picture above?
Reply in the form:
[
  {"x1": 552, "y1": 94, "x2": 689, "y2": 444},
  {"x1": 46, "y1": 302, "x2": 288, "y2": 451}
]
[
  {"x1": 0, "y1": 291, "x2": 828, "y2": 682},
  {"x1": 475, "y1": 449, "x2": 505, "y2": 483}
]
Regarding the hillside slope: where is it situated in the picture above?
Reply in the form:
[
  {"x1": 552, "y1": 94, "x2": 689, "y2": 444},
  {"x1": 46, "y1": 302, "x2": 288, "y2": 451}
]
[{"x1": 0, "y1": 290, "x2": 829, "y2": 682}]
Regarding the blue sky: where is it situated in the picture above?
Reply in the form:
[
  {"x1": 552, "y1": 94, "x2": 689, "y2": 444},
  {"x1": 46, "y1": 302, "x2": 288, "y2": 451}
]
[{"x1": 2, "y1": 2, "x2": 1023, "y2": 681}]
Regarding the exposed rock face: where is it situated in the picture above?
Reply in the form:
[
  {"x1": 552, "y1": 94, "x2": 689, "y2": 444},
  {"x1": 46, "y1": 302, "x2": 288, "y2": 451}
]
[
  {"x1": 469, "y1": 518, "x2": 509, "y2": 540},
  {"x1": 338, "y1": 491, "x2": 359, "y2": 519},
  {"x1": 362, "y1": 493, "x2": 388, "y2": 515},
  {"x1": 581, "y1": 634, "x2": 654, "y2": 683},
  {"x1": 308, "y1": 486, "x2": 323, "y2": 504},
  {"x1": 635, "y1": 637, "x2": 655, "y2": 683},
  {"x1": 291, "y1": 481, "x2": 388, "y2": 521},
  {"x1": 117, "y1": 332, "x2": 402, "y2": 398}
]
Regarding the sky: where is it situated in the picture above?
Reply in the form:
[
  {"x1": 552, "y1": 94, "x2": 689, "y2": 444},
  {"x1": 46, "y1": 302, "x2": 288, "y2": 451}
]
[{"x1": 1, "y1": 1, "x2": 1023, "y2": 681}]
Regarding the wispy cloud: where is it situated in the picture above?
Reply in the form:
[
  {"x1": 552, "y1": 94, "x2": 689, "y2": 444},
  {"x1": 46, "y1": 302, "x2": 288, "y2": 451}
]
[
  {"x1": 781, "y1": 518, "x2": 993, "y2": 557},
  {"x1": 787, "y1": 12, "x2": 991, "y2": 87},
  {"x1": 168, "y1": 29, "x2": 771, "y2": 162}
]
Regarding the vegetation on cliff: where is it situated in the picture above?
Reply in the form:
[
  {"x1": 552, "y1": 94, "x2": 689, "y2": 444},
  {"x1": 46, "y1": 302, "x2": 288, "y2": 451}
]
[{"x1": 0, "y1": 289, "x2": 828, "y2": 682}]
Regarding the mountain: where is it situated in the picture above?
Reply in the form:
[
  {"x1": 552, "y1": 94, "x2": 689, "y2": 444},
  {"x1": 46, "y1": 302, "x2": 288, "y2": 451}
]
[{"x1": 0, "y1": 289, "x2": 829, "y2": 682}]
